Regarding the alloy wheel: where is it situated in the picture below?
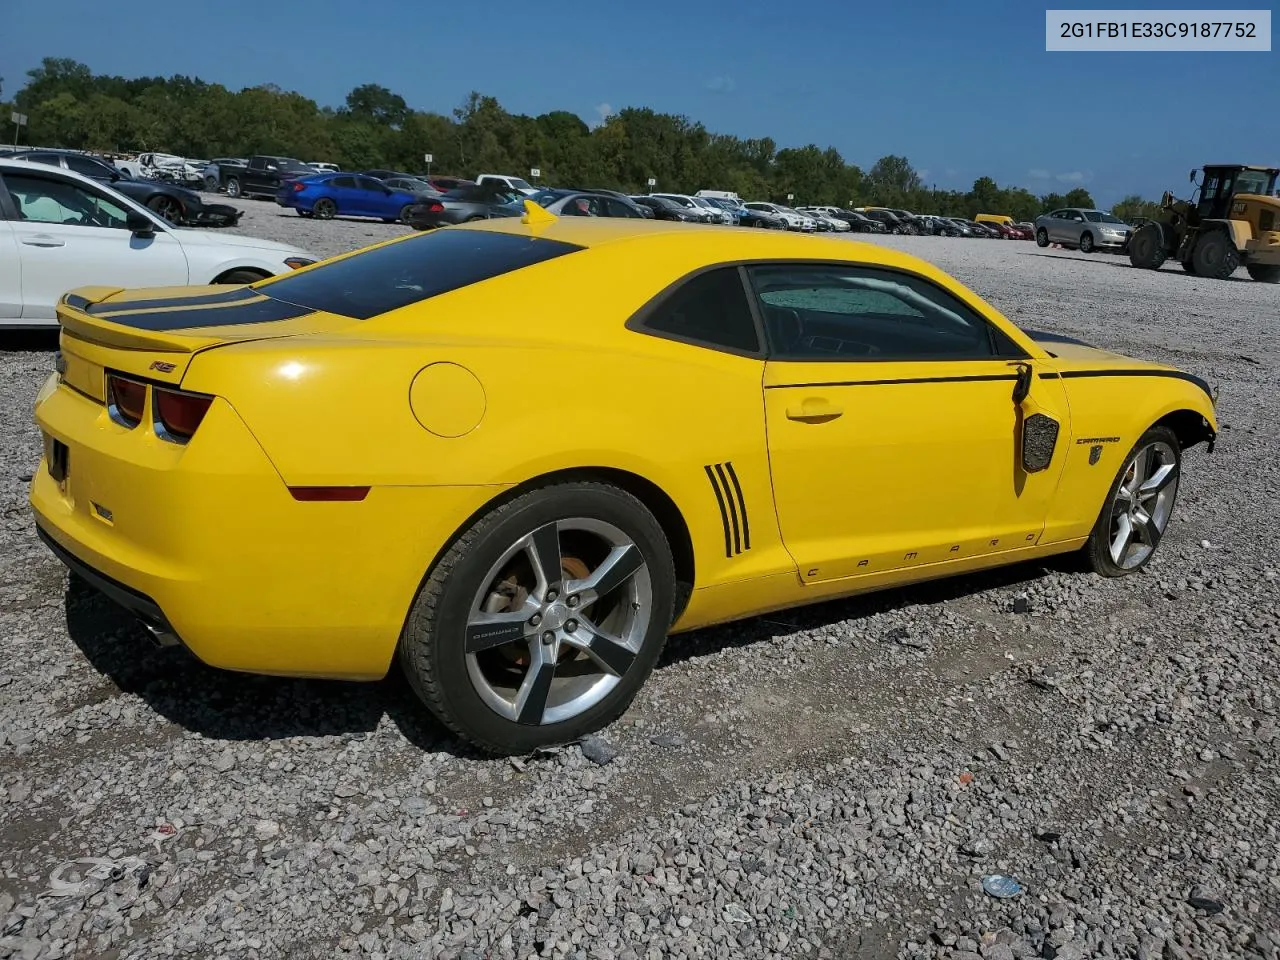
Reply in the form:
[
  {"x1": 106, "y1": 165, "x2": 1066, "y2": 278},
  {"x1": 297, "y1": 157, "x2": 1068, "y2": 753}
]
[
  {"x1": 1107, "y1": 440, "x2": 1179, "y2": 570},
  {"x1": 464, "y1": 518, "x2": 652, "y2": 725}
]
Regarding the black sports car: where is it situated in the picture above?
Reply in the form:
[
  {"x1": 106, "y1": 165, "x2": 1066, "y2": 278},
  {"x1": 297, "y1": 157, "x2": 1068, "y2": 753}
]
[
  {"x1": 404, "y1": 182, "x2": 525, "y2": 230},
  {"x1": 0, "y1": 149, "x2": 242, "y2": 227},
  {"x1": 629, "y1": 195, "x2": 700, "y2": 222}
]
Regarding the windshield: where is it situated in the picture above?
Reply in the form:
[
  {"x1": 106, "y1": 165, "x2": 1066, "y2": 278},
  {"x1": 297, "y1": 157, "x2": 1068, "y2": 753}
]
[
  {"x1": 529, "y1": 189, "x2": 568, "y2": 207},
  {"x1": 1083, "y1": 211, "x2": 1125, "y2": 223},
  {"x1": 280, "y1": 158, "x2": 313, "y2": 174},
  {"x1": 508, "y1": 178, "x2": 534, "y2": 191},
  {"x1": 1236, "y1": 170, "x2": 1276, "y2": 195}
]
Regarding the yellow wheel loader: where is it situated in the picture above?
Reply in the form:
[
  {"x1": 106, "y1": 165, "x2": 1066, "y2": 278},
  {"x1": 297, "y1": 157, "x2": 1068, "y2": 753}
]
[{"x1": 1127, "y1": 165, "x2": 1280, "y2": 281}]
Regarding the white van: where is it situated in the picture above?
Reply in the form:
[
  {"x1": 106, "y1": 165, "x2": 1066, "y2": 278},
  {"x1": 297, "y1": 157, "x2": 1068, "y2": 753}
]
[{"x1": 695, "y1": 189, "x2": 741, "y2": 202}]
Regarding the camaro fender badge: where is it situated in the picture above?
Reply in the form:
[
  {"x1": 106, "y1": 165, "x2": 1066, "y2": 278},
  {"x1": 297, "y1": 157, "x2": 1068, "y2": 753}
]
[
  {"x1": 149, "y1": 361, "x2": 177, "y2": 373},
  {"x1": 1076, "y1": 435, "x2": 1119, "y2": 466}
]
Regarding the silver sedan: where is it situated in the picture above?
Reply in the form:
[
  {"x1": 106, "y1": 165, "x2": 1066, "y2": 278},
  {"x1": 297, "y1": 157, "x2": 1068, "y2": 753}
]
[{"x1": 1034, "y1": 208, "x2": 1131, "y2": 253}]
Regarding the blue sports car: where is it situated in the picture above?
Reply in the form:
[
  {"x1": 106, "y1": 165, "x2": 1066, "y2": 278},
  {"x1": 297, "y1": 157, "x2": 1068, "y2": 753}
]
[{"x1": 276, "y1": 172, "x2": 421, "y2": 223}]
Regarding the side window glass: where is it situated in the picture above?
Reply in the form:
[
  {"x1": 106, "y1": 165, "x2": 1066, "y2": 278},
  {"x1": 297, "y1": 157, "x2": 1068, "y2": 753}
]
[
  {"x1": 631, "y1": 267, "x2": 761, "y2": 355},
  {"x1": 249, "y1": 158, "x2": 265, "y2": 170},
  {"x1": 3, "y1": 173, "x2": 131, "y2": 229},
  {"x1": 356, "y1": 176, "x2": 385, "y2": 192},
  {"x1": 606, "y1": 198, "x2": 639, "y2": 218},
  {"x1": 66, "y1": 155, "x2": 109, "y2": 178},
  {"x1": 748, "y1": 264, "x2": 1020, "y2": 361},
  {"x1": 331, "y1": 176, "x2": 356, "y2": 189}
]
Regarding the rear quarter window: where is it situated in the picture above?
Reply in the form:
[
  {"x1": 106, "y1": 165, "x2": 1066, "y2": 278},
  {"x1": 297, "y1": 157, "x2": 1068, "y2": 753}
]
[{"x1": 257, "y1": 229, "x2": 584, "y2": 320}]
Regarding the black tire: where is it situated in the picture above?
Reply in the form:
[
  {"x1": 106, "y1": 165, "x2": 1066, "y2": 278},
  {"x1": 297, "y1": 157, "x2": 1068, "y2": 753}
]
[
  {"x1": 1079, "y1": 232, "x2": 1095, "y2": 254},
  {"x1": 313, "y1": 198, "x2": 337, "y2": 220},
  {"x1": 1246, "y1": 263, "x2": 1280, "y2": 283},
  {"x1": 399, "y1": 205, "x2": 415, "y2": 224},
  {"x1": 224, "y1": 178, "x2": 241, "y2": 199},
  {"x1": 147, "y1": 194, "x2": 183, "y2": 223},
  {"x1": 399, "y1": 482, "x2": 676, "y2": 754},
  {"x1": 1036, "y1": 227, "x2": 1049, "y2": 247},
  {"x1": 203, "y1": 175, "x2": 219, "y2": 192},
  {"x1": 215, "y1": 269, "x2": 268, "y2": 285},
  {"x1": 1084, "y1": 425, "x2": 1181, "y2": 578},
  {"x1": 1191, "y1": 230, "x2": 1240, "y2": 279},
  {"x1": 1127, "y1": 223, "x2": 1167, "y2": 270},
  {"x1": 1180, "y1": 258, "x2": 1196, "y2": 274}
]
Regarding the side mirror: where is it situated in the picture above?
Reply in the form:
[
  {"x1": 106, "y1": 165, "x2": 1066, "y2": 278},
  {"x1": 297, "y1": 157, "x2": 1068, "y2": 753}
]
[
  {"x1": 127, "y1": 211, "x2": 155, "y2": 237},
  {"x1": 1011, "y1": 362, "x2": 1033, "y2": 404}
]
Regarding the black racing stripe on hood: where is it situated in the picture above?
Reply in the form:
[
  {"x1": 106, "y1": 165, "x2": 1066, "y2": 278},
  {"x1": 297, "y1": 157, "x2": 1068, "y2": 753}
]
[
  {"x1": 86, "y1": 286, "x2": 261, "y2": 315},
  {"x1": 99, "y1": 296, "x2": 315, "y2": 331},
  {"x1": 1022, "y1": 328, "x2": 1094, "y2": 347}
]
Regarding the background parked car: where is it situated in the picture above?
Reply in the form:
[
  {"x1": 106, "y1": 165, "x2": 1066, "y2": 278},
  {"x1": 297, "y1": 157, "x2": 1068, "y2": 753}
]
[
  {"x1": 708, "y1": 197, "x2": 784, "y2": 228},
  {"x1": 211, "y1": 155, "x2": 316, "y2": 200},
  {"x1": 527, "y1": 189, "x2": 646, "y2": 219},
  {"x1": 1, "y1": 148, "x2": 242, "y2": 227},
  {"x1": 857, "y1": 208, "x2": 908, "y2": 234},
  {"x1": 744, "y1": 201, "x2": 812, "y2": 231},
  {"x1": 651, "y1": 193, "x2": 720, "y2": 223},
  {"x1": 797, "y1": 207, "x2": 852, "y2": 232},
  {"x1": 277, "y1": 173, "x2": 421, "y2": 222},
  {"x1": 114, "y1": 152, "x2": 204, "y2": 186},
  {"x1": 630, "y1": 195, "x2": 701, "y2": 222},
  {"x1": 475, "y1": 174, "x2": 538, "y2": 195},
  {"x1": 1034, "y1": 208, "x2": 1132, "y2": 252},
  {"x1": 202, "y1": 158, "x2": 245, "y2": 192},
  {"x1": 581, "y1": 188, "x2": 653, "y2": 218},
  {"x1": 405, "y1": 182, "x2": 527, "y2": 229},
  {"x1": 0, "y1": 158, "x2": 315, "y2": 326},
  {"x1": 382, "y1": 176, "x2": 442, "y2": 197}
]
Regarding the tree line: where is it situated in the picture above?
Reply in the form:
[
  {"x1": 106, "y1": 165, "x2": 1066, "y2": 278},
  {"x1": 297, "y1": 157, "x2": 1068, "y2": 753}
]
[{"x1": 3, "y1": 58, "x2": 1163, "y2": 221}]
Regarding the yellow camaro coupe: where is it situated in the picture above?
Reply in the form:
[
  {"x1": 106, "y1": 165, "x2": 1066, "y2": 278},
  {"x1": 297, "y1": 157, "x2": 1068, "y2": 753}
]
[{"x1": 30, "y1": 203, "x2": 1217, "y2": 754}]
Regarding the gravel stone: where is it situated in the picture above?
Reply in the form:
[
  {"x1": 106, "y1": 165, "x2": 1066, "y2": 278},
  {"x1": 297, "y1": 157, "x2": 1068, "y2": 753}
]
[{"x1": 2, "y1": 208, "x2": 1277, "y2": 958}]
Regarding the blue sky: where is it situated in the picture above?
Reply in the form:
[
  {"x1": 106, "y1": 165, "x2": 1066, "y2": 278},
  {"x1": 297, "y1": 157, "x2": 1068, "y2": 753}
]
[{"x1": 2, "y1": 0, "x2": 1276, "y2": 207}]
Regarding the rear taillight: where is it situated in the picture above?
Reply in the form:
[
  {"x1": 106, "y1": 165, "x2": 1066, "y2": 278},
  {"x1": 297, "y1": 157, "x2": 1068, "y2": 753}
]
[
  {"x1": 427, "y1": 202, "x2": 444, "y2": 213},
  {"x1": 292, "y1": 182, "x2": 305, "y2": 192},
  {"x1": 107, "y1": 375, "x2": 146, "y2": 427},
  {"x1": 154, "y1": 387, "x2": 214, "y2": 442}
]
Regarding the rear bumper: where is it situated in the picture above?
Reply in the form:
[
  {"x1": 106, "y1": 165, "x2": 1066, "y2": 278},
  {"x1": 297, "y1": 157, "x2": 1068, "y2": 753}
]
[
  {"x1": 35, "y1": 522, "x2": 181, "y2": 648},
  {"x1": 30, "y1": 379, "x2": 501, "y2": 681}
]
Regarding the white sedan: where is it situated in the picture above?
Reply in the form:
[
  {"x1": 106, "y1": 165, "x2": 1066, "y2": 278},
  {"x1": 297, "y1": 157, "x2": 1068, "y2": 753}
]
[{"x1": 0, "y1": 159, "x2": 318, "y2": 328}]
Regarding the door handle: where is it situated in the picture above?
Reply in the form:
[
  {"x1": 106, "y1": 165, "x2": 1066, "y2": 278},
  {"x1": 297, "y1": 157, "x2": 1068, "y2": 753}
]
[
  {"x1": 21, "y1": 236, "x2": 65, "y2": 248},
  {"x1": 785, "y1": 398, "x2": 843, "y2": 421}
]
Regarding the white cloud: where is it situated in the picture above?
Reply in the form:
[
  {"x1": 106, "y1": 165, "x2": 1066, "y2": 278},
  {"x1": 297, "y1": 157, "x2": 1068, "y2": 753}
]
[
  {"x1": 588, "y1": 102, "x2": 615, "y2": 129},
  {"x1": 1055, "y1": 170, "x2": 1086, "y2": 183},
  {"x1": 706, "y1": 76, "x2": 736, "y2": 93},
  {"x1": 1028, "y1": 168, "x2": 1051, "y2": 179},
  {"x1": 918, "y1": 168, "x2": 931, "y2": 181}
]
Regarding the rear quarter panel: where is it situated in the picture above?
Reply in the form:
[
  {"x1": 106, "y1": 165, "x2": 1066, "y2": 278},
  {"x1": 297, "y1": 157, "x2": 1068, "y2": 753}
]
[{"x1": 179, "y1": 244, "x2": 792, "y2": 592}]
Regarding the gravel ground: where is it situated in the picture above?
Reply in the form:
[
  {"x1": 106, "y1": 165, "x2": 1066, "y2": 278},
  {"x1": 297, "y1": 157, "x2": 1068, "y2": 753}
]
[{"x1": 1, "y1": 200, "x2": 1278, "y2": 960}]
